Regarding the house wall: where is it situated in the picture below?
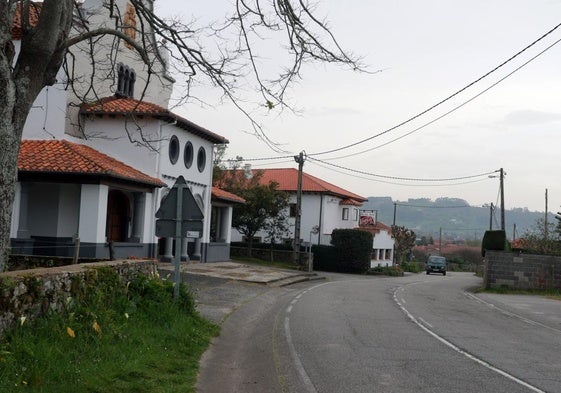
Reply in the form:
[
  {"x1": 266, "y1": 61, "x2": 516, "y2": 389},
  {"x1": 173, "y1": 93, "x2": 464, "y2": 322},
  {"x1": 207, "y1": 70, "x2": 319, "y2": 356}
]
[
  {"x1": 371, "y1": 230, "x2": 394, "y2": 267},
  {"x1": 231, "y1": 192, "x2": 361, "y2": 247},
  {"x1": 485, "y1": 251, "x2": 561, "y2": 290},
  {"x1": 56, "y1": 184, "x2": 81, "y2": 238}
]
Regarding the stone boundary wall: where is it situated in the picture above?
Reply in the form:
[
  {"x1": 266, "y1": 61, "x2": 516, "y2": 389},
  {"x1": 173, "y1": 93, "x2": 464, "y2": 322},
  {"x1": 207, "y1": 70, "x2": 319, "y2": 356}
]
[
  {"x1": 485, "y1": 251, "x2": 561, "y2": 289},
  {"x1": 0, "y1": 260, "x2": 157, "y2": 336}
]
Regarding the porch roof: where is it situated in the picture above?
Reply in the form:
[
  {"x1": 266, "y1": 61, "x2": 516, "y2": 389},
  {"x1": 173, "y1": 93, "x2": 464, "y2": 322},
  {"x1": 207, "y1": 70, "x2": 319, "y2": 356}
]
[
  {"x1": 211, "y1": 187, "x2": 245, "y2": 204},
  {"x1": 80, "y1": 96, "x2": 229, "y2": 144},
  {"x1": 18, "y1": 139, "x2": 166, "y2": 188}
]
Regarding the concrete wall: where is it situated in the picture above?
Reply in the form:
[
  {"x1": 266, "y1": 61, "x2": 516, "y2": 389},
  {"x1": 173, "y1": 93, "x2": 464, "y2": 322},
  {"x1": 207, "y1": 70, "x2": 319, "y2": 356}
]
[{"x1": 485, "y1": 251, "x2": 561, "y2": 290}]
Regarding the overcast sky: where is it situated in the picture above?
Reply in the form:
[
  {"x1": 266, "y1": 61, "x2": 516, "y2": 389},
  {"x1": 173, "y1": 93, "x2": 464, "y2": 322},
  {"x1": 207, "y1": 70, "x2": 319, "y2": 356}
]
[{"x1": 158, "y1": 0, "x2": 561, "y2": 212}]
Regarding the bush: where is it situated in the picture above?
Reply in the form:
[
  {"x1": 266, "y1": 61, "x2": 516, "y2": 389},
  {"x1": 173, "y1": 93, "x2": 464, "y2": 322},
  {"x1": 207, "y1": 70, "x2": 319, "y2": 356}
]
[
  {"x1": 330, "y1": 229, "x2": 373, "y2": 274},
  {"x1": 311, "y1": 245, "x2": 339, "y2": 272},
  {"x1": 366, "y1": 266, "x2": 404, "y2": 276},
  {"x1": 481, "y1": 230, "x2": 511, "y2": 257},
  {"x1": 401, "y1": 261, "x2": 423, "y2": 273}
]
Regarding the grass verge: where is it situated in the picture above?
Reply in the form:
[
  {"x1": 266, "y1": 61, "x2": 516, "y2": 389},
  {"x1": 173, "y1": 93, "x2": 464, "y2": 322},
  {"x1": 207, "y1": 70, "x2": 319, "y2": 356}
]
[
  {"x1": 0, "y1": 268, "x2": 219, "y2": 392},
  {"x1": 475, "y1": 286, "x2": 561, "y2": 301}
]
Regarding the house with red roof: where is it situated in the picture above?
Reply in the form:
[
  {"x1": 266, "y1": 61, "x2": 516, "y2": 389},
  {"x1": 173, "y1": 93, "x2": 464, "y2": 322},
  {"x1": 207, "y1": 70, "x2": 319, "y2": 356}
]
[
  {"x1": 10, "y1": 1, "x2": 242, "y2": 262},
  {"x1": 231, "y1": 167, "x2": 369, "y2": 246},
  {"x1": 357, "y1": 214, "x2": 395, "y2": 267}
]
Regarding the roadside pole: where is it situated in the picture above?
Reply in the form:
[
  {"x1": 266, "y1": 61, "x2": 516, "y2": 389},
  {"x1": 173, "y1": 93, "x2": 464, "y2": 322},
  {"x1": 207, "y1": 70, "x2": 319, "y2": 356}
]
[{"x1": 173, "y1": 182, "x2": 185, "y2": 299}]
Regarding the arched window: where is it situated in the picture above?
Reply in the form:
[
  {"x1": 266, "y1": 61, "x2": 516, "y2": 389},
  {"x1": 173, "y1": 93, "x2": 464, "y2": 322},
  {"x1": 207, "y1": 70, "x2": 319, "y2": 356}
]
[{"x1": 116, "y1": 63, "x2": 136, "y2": 97}]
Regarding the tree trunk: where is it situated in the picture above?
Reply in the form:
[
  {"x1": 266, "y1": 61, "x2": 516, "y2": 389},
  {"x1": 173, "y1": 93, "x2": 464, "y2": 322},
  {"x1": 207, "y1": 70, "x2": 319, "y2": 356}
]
[{"x1": 0, "y1": 119, "x2": 22, "y2": 272}]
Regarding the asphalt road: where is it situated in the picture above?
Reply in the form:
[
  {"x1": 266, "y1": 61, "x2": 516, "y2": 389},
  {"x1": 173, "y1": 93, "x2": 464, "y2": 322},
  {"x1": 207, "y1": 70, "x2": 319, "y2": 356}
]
[{"x1": 196, "y1": 272, "x2": 561, "y2": 393}]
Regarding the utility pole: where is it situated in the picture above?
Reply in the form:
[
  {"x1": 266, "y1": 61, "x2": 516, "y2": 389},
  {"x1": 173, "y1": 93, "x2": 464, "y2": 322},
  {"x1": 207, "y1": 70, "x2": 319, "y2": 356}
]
[
  {"x1": 293, "y1": 151, "x2": 305, "y2": 265},
  {"x1": 500, "y1": 168, "x2": 505, "y2": 231},
  {"x1": 545, "y1": 188, "x2": 549, "y2": 241},
  {"x1": 392, "y1": 202, "x2": 397, "y2": 227},
  {"x1": 489, "y1": 202, "x2": 494, "y2": 230}
]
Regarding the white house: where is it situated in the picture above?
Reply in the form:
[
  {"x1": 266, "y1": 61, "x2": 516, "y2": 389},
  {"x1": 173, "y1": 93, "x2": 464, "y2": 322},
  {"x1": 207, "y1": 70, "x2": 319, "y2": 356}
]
[
  {"x1": 357, "y1": 218, "x2": 395, "y2": 267},
  {"x1": 10, "y1": 1, "x2": 242, "y2": 262},
  {"x1": 231, "y1": 168, "x2": 368, "y2": 245}
]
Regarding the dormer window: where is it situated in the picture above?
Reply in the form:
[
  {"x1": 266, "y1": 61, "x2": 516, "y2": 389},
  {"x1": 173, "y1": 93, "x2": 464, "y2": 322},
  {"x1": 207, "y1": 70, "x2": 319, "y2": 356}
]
[{"x1": 117, "y1": 63, "x2": 135, "y2": 97}]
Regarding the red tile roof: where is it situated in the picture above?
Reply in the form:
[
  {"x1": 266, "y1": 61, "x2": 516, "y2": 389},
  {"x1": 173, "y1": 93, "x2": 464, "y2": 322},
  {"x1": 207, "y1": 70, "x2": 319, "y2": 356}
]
[
  {"x1": 357, "y1": 221, "x2": 393, "y2": 236},
  {"x1": 18, "y1": 140, "x2": 166, "y2": 187},
  {"x1": 212, "y1": 187, "x2": 245, "y2": 204},
  {"x1": 12, "y1": 2, "x2": 42, "y2": 40},
  {"x1": 80, "y1": 96, "x2": 229, "y2": 144},
  {"x1": 340, "y1": 198, "x2": 362, "y2": 206},
  {"x1": 252, "y1": 168, "x2": 367, "y2": 203}
]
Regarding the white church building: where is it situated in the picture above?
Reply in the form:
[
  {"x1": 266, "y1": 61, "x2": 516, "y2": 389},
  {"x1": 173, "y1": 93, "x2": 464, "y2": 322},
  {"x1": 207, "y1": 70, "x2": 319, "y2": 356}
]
[{"x1": 10, "y1": 1, "x2": 243, "y2": 262}]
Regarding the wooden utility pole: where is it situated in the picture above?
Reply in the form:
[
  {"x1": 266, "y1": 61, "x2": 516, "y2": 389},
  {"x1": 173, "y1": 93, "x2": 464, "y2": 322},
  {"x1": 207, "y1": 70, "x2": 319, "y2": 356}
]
[
  {"x1": 500, "y1": 168, "x2": 505, "y2": 231},
  {"x1": 293, "y1": 151, "x2": 305, "y2": 265},
  {"x1": 545, "y1": 188, "x2": 549, "y2": 241}
]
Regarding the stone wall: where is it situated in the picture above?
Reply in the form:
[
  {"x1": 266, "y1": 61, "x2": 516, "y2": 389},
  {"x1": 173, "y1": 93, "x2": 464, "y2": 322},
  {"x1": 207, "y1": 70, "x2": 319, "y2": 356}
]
[
  {"x1": 485, "y1": 251, "x2": 561, "y2": 289},
  {"x1": 0, "y1": 260, "x2": 157, "y2": 336}
]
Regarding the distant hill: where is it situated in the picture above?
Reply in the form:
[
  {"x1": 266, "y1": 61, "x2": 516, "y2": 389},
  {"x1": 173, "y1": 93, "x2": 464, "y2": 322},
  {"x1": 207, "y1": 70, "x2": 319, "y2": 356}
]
[{"x1": 361, "y1": 196, "x2": 551, "y2": 241}]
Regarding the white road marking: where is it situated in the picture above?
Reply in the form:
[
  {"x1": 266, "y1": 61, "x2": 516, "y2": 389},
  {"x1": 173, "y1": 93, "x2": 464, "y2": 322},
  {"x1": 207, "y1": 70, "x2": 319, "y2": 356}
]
[
  {"x1": 464, "y1": 291, "x2": 561, "y2": 334},
  {"x1": 394, "y1": 288, "x2": 546, "y2": 393},
  {"x1": 283, "y1": 282, "x2": 330, "y2": 393}
]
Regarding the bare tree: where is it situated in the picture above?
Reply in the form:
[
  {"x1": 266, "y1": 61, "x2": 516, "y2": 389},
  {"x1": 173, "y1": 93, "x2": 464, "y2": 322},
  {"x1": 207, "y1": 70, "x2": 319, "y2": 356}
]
[{"x1": 0, "y1": 0, "x2": 362, "y2": 271}]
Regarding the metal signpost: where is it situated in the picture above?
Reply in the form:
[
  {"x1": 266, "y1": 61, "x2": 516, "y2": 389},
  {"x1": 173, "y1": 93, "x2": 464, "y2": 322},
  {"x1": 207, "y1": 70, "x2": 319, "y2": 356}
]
[{"x1": 155, "y1": 176, "x2": 203, "y2": 298}]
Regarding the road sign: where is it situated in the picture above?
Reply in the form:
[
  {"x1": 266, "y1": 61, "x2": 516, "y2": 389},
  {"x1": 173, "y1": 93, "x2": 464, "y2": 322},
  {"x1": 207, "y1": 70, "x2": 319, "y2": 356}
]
[
  {"x1": 155, "y1": 176, "x2": 204, "y2": 238},
  {"x1": 156, "y1": 177, "x2": 203, "y2": 221},
  {"x1": 155, "y1": 220, "x2": 203, "y2": 238},
  {"x1": 154, "y1": 175, "x2": 205, "y2": 299}
]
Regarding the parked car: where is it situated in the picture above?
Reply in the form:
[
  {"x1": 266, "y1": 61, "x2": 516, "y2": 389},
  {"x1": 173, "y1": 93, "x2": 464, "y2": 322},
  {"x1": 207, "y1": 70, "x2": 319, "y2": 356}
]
[{"x1": 426, "y1": 255, "x2": 447, "y2": 275}]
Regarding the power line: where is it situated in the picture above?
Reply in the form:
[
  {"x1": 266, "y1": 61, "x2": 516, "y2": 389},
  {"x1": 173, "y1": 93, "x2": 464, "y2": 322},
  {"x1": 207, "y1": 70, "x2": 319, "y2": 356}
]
[
  {"x1": 307, "y1": 21, "x2": 561, "y2": 157},
  {"x1": 394, "y1": 203, "x2": 471, "y2": 209},
  {"x1": 321, "y1": 33, "x2": 561, "y2": 160},
  {"x1": 307, "y1": 158, "x2": 492, "y2": 187},
  {"x1": 307, "y1": 156, "x2": 499, "y2": 182}
]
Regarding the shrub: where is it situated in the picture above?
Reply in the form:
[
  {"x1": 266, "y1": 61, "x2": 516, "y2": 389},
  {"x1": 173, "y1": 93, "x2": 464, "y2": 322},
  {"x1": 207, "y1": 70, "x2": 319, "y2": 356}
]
[
  {"x1": 330, "y1": 229, "x2": 373, "y2": 274},
  {"x1": 311, "y1": 245, "x2": 339, "y2": 272},
  {"x1": 366, "y1": 266, "x2": 404, "y2": 276},
  {"x1": 481, "y1": 230, "x2": 511, "y2": 257},
  {"x1": 401, "y1": 261, "x2": 423, "y2": 273}
]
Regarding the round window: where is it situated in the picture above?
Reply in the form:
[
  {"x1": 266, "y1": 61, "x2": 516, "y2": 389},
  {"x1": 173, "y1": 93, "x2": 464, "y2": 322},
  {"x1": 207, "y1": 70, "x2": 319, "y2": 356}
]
[
  {"x1": 197, "y1": 147, "x2": 206, "y2": 172},
  {"x1": 184, "y1": 141, "x2": 194, "y2": 169},
  {"x1": 168, "y1": 135, "x2": 180, "y2": 165}
]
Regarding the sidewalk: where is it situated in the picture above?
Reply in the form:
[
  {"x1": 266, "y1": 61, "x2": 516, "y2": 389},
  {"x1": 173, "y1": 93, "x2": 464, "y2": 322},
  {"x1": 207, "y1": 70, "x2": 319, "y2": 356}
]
[
  {"x1": 157, "y1": 260, "x2": 324, "y2": 287},
  {"x1": 157, "y1": 261, "x2": 326, "y2": 324}
]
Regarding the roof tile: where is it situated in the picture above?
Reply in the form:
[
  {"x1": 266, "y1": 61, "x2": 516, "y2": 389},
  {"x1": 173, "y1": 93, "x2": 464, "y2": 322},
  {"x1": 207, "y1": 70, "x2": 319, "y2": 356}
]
[
  {"x1": 81, "y1": 96, "x2": 229, "y2": 144},
  {"x1": 212, "y1": 187, "x2": 245, "y2": 204},
  {"x1": 18, "y1": 139, "x2": 166, "y2": 187},
  {"x1": 251, "y1": 168, "x2": 367, "y2": 202}
]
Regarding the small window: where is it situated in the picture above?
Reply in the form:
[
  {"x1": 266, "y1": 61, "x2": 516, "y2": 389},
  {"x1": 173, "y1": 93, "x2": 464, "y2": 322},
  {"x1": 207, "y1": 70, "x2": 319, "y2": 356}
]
[
  {"x1": 289, "y1": 203, "x2": 297, "y2": 217},
  {"x1": 353, "y1": 209, "x2": 359, "y2": 221},
  {"x1": 184, "y1": 141, "x2": 193, "y2": 168},
  {"x1": 169, "y1": 135, "x2": 180, "y2": 164},
  {"x1": 342, "y1": 207, "x2": 349, "y2": 221},
  {"x1": 197, "y1": 147, "x2": 206, "y2": 172}
]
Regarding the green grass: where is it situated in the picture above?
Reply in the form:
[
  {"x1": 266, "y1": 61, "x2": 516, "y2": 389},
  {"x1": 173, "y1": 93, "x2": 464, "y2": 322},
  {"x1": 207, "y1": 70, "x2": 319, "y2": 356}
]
[
  {"x1": 475, "y1": 286, "x2": 561, "y2": 301},
  {"x1": 0, "y1": 269, "x2": 219, "y2": 392}
]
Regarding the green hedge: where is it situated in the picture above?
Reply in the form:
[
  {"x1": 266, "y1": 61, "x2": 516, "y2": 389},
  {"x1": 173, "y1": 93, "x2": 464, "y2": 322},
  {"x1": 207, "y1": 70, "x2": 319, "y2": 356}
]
[
  {"x1": 481, "y1": 230, "x2": 511, "y2": 257},
  {"x1": 329, "y1": 229, "x2": 373, "y2": 274}
]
